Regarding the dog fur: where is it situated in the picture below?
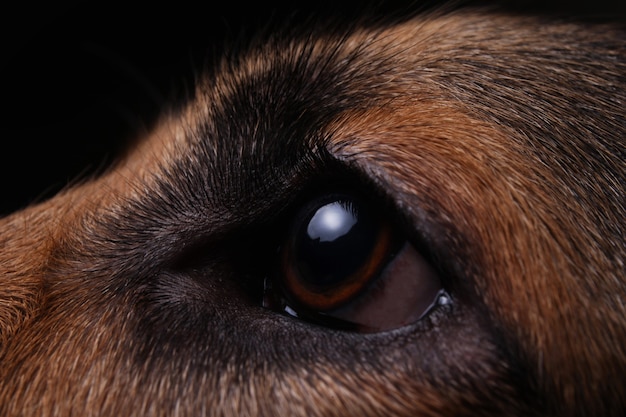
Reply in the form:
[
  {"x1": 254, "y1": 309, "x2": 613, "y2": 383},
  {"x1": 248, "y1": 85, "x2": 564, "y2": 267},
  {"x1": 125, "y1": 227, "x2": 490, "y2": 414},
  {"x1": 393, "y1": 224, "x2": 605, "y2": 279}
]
[{"x1": 1, "y1": 3, "x2": 625, "y2": 416}]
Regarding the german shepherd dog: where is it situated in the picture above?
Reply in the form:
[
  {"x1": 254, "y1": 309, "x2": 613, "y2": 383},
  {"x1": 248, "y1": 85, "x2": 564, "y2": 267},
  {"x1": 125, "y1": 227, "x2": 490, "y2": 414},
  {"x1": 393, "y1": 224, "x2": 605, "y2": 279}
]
[{"x1": 1, "y1": 2, "x2": 624, "y2": 416}]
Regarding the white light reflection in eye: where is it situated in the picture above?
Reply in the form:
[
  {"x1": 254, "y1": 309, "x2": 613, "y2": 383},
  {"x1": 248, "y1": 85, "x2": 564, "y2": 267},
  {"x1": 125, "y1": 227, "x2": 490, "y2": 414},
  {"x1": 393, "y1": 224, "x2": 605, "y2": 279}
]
[{"x1": 306, "y1": 202, "x2": 357, "y2": 242}]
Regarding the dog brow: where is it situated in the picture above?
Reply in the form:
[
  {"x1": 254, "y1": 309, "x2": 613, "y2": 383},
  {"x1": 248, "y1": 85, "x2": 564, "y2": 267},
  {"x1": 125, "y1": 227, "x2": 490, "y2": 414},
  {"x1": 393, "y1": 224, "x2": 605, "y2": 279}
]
[{"x1": 151, "y1": 34, "x2": 372, "y2": 217}]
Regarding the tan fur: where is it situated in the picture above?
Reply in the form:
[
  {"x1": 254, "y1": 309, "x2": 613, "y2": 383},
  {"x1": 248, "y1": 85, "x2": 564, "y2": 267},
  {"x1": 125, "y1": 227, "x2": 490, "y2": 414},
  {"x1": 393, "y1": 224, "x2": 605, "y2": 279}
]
[{"x1": 1, "y1": 8, "x2": 624, "y2": 417}]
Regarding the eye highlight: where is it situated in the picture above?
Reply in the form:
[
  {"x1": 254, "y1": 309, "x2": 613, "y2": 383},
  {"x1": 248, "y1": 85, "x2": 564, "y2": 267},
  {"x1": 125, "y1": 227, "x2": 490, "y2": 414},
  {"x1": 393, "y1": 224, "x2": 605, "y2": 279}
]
[{"x1": 263, "y1": 189, "x2": 450, "y2": 333}]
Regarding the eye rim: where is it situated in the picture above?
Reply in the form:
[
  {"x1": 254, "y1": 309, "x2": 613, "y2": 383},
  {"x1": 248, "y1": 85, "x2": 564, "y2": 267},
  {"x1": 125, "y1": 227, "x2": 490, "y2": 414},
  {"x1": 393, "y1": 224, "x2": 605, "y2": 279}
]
[{"x1": 261, "y1": 175, "x2": 451, "y2": 333}]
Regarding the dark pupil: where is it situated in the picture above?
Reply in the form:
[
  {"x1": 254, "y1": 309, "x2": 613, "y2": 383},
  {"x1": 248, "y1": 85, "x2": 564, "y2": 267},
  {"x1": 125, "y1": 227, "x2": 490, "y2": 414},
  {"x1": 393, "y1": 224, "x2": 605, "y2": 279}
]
[{"x1": 293, "y1": 198, "x2": 379, "y2": 290}]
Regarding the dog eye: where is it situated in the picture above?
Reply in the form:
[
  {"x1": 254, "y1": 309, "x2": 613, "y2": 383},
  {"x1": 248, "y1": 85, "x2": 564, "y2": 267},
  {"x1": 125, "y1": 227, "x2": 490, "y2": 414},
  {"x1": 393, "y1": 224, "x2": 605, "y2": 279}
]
[{"x1": 263, "y1": 191, "x2": 450, "y2": 332}]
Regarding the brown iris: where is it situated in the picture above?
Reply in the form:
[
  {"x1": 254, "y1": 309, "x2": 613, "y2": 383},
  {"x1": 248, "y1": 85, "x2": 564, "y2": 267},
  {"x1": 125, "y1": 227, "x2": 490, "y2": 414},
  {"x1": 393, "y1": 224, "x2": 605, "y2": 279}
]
[{"x1": 280, "y1": 195, "x2": 397, "y2": 312}]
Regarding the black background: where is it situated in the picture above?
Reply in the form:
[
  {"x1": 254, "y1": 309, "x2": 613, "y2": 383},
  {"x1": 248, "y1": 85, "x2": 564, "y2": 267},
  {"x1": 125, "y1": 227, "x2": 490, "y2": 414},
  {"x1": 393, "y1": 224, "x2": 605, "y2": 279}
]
[{"x1": 1, "y1": 1, "x2": 624, "y2": 216}]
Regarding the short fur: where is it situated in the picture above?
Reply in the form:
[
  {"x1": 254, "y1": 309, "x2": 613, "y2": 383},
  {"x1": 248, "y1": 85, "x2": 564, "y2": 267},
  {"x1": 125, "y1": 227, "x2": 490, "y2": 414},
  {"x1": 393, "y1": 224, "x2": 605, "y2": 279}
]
[{"x1": 1, "y1": 4, "x2": 625, "y2": 417}]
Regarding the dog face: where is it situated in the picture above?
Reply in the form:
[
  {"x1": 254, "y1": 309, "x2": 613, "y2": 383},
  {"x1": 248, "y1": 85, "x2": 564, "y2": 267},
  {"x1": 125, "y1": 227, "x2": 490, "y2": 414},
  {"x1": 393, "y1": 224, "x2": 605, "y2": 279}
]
[{"x1": 1, "y1": 5, "x2": 625, "y2": 417}]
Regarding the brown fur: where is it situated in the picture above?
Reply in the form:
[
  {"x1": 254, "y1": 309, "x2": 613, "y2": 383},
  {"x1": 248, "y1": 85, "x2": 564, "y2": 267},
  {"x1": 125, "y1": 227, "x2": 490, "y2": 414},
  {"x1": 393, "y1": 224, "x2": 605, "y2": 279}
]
[{"x1": 1, "y1": 5, "x2": 625, "y2": 417}]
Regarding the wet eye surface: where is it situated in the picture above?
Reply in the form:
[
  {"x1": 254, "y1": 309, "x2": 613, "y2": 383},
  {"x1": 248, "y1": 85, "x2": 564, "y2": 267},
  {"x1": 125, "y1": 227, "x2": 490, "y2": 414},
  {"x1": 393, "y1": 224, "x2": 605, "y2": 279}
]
[{"x1": 263, "y1": 190, "x2": 450, "y2": 333}]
